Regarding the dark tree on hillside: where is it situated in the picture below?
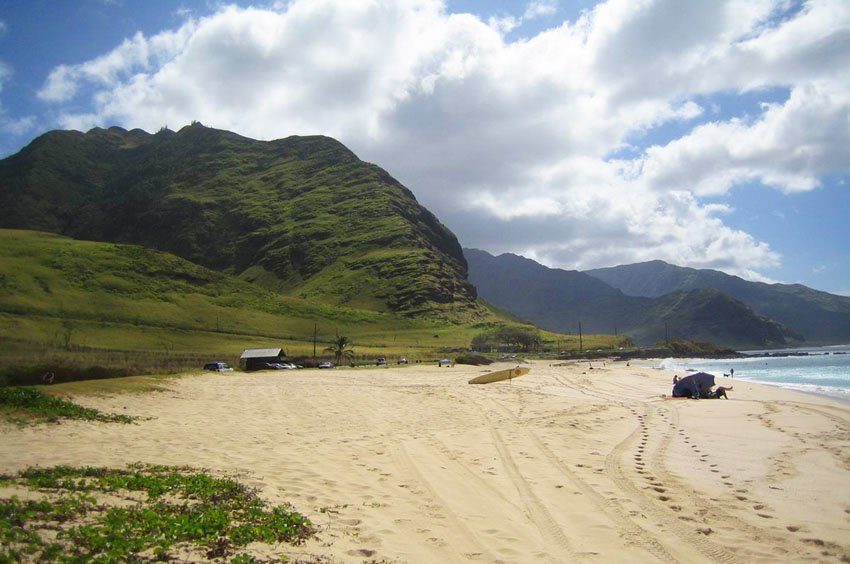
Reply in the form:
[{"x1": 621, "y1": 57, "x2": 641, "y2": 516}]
[
  {"x1": 472, "y1": 326, "x2": 541, "y2": 352},
  {"x1": 325, "y1": 335, "x2": 355, "y2": 366}
]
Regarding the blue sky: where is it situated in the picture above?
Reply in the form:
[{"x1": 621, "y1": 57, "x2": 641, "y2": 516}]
[{"x1": 1, "y1": 0, "x2": 848, "y2": 295}]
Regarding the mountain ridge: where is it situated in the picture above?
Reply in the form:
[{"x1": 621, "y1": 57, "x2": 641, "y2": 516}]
[
  {"x1": 586, "y1": 260, "x2": 850, "y2": 344},
  {"x1": 0, "y1": 124, "x2": 482, "y2": 322},
  {"x1": 464, "y1": 248, "x2": 804, "y2": 348}
]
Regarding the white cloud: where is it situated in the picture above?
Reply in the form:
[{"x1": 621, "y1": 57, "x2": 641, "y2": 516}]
[
  {"x1": 33, "y1": 0, "x2": 850, "y2": 281},
  {"x1": 487, "y1": 0, "x2": 557, "y2": 34},
  {"x1": 639, "y1": 80, "x2": 850, "y2": 195},
  {"x1": 0, "y1": 20, "x2": 7, "y2": 36},
  {"x1": 37, "y1": 65, "x2": 78, "y2": 102},
  {"x1": 488, "y1": 15, "x2": 519, "y2": 34},
  {"x1": 38, "y1": 27, "x2": 196, "y2": 102},
  {"x1": 2, "y1": 115, "x2": 36, "y2": 136},
  {"x1": 523, "y1": 1, "x2": 558, "y2": 20}
]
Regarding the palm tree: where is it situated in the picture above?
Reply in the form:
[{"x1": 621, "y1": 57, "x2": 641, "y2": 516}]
[{"x1": 325, "y1": 335, "x2": 355, "y2": 366}]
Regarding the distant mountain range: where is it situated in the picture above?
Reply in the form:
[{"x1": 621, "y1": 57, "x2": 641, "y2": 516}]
[
  {"x1": 463, "y1": 249, "x2": 846, "y2": 349},
  {"x1": 0, "y1": 123, "x2": 482, "y2": 322},
  {"x1": 587, "y1": 261, "x2": 850, "y2": 345}
]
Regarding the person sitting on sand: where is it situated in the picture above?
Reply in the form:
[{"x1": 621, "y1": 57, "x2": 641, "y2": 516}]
[
  {"x1": 712, "y1": 386, "x2": 733, "y2": 399},
  {"x1": 673, "y1": 374, "x2": 679, "y2": 385}
]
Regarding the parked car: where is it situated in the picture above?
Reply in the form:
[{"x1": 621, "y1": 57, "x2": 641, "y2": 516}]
[
  {"x1": 317, "y1": 362, "x2": 334, "y2": 369},
  {"x1": 398, "y1": 358, "x2": 408, "y2": 365},
  {"x1": 203, "y1": 362, "x2": 234, "y2": 372},
  {"x1": 376, "y1": 357, "x2": 387, "y2": 366}
]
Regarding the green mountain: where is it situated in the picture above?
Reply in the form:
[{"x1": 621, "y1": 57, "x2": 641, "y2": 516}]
[
  {"x1": 635, "y1": 288, "x2": 799, "y2": 347},
  {"x1": 464, "y1": 249, "x2": 801, "y2": 348},
  {"x1": 0, "y1": 124, "x2": 480, "y2": 321},
  {"x1": 586, "y1": 261, "x2": 850, "y2": 344},
  {"x1": 0, "y1": 229, "x2": 516, "y2": 381}
]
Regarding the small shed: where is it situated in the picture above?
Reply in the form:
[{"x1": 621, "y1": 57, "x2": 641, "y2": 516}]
[{"x1": 240, "y1": 348, "x2": 286, "y2": 371}]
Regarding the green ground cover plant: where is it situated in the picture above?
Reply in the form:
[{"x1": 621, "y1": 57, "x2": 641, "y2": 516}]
[
  {"x1": 0, "y1": 387, "x2": 137, "y2": 424},
  {"x1": 0, "y1": 464, "x2": 315, "y2": 562}
]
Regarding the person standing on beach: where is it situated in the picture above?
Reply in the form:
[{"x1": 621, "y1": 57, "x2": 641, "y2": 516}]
[{"x1": 730, "y1": 368, "x2": 734, "y2": 379}]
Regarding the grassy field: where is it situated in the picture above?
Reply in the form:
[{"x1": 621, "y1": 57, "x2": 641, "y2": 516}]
[{"x1": 0, "y1": 230, "x2": 627, "y2": 384}]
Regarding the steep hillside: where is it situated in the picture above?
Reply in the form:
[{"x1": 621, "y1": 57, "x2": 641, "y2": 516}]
[
  {"x1": 634, "y1": 288, "x2": 801, "y2": 346},
  {"x1": 0, "y1": 229, "x2": 395, "y2": 343},
  {"x1": 0, "y1": 124, "x2": 480, "y2": 321},
  {"x1": 586, "y1": 261, "x2": 850, "y2": 344},
  {"x1": 0, "y1": 230, "x2": 518, "y2": 377},
  {"x1": 465, "y1": 249, "x2": 801, "y2": 348}
]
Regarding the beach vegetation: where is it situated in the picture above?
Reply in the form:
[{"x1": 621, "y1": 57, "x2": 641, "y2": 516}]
[
  {"x1": 0, "y1": 386, "x2": 137, "y2": 424},
  {"x1": 0, "y1": 463, "x2": 314, "y2": 562}
]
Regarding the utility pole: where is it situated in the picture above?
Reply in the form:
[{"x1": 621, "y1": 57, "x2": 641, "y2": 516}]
[{"x1": 578, "y1": 321, "x2": 583, "y2": 353}]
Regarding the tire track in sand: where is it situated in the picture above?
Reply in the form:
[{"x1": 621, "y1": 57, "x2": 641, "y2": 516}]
[
  {"x1": 458, "y1": 387, "x2": 577, "y2": 559},
  {"x1": 467, "y1": 387, "x2": 679, "y2": 563},
  {"x1": 488, "y1": 425, "x2": 578, "y2": 560},
  {"x1": 391, "y1": 441, "x2": 497, "y2": 562}
]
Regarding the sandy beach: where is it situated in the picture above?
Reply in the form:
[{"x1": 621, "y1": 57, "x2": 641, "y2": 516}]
[{"x1": 2, "y1": 360, "x2": 849, "y2": 563}]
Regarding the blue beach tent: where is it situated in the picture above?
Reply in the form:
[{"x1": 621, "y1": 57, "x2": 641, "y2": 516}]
[{"x1": 672, "y1": 372, "x2": 715, "y2": 399}]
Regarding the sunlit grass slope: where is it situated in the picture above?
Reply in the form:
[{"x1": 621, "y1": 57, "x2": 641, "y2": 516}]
[
  {"x1": 0, "y1": 229, "x2": 621, "y2": 381},
  {"x1": 0, "y1": 124, "x2": 481, "y2": 321}
]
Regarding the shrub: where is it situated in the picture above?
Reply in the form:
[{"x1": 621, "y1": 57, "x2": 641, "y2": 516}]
[
  {"x1": 454, "y1": 354, "x2": 493, "y2": 366},
  {"x1": 0, "y1": 387, "x2": 137, "y2": 424}
]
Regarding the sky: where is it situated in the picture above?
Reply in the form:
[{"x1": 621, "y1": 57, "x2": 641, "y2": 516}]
[{"x1": 1, "y1": 0, "x2": 848, "y2": 295}]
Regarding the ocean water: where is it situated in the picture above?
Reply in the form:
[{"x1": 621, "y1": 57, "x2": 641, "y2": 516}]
[{"x1": 658, "y1": 345, "x2": 850, "y2": 400}]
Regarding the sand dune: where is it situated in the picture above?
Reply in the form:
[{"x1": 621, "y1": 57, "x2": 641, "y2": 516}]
[{"x1": 2, "y1": 360, "x2": 849, "y2": 562}]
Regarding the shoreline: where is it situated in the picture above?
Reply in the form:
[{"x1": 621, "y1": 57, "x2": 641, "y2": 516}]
[
  {"x1": 2, "y1": 360, "x2": 849, "y2": 562},
  {"x1": 643, "y1": 353, "x2": 850, "y2": 404}
]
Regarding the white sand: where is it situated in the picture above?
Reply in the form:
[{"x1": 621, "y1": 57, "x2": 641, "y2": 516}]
[{"x1": 2, "y1": 360, "x2": 849, "y2": 562}]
